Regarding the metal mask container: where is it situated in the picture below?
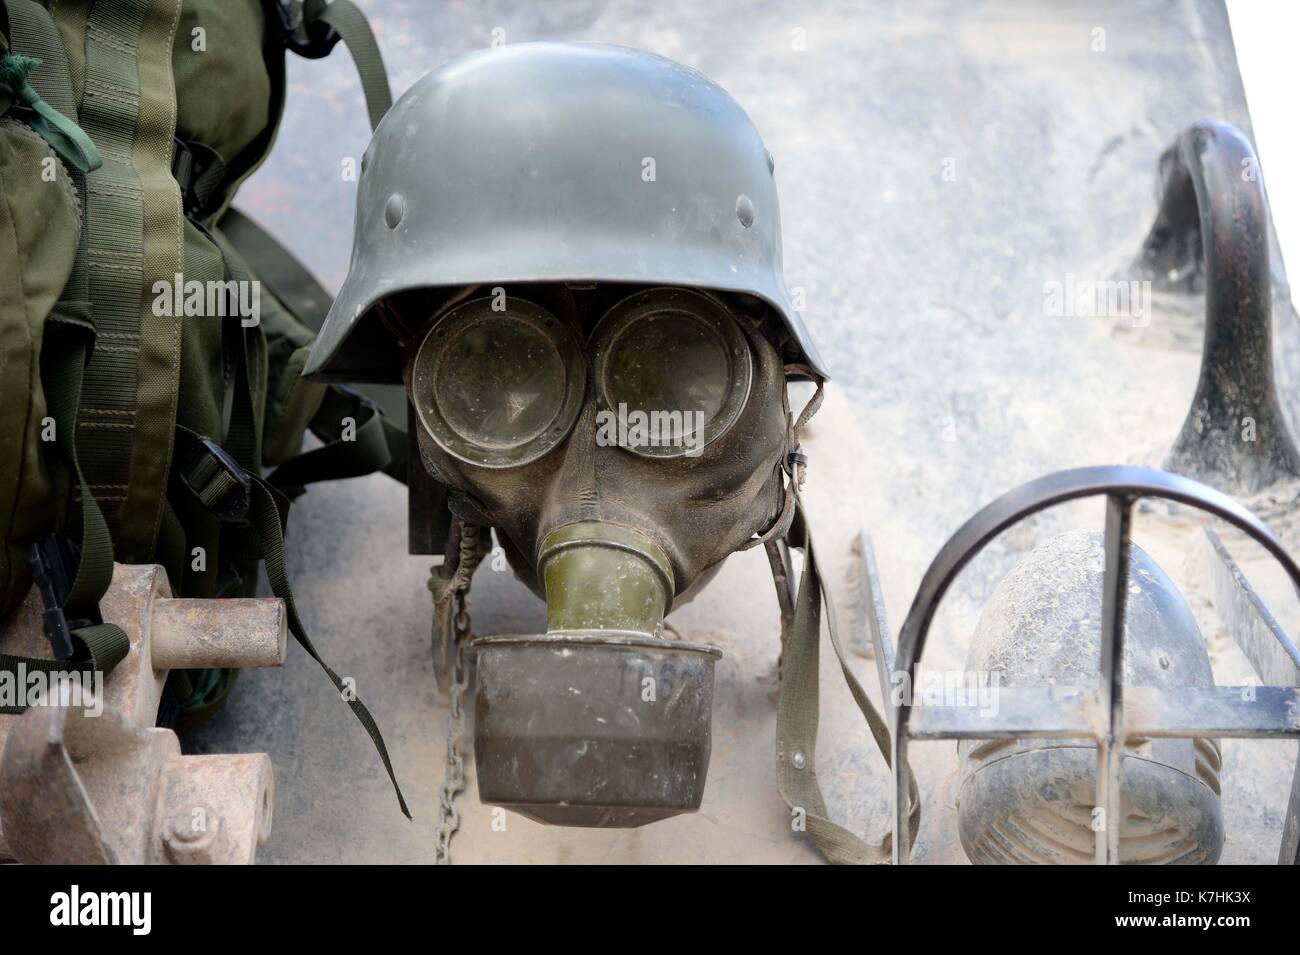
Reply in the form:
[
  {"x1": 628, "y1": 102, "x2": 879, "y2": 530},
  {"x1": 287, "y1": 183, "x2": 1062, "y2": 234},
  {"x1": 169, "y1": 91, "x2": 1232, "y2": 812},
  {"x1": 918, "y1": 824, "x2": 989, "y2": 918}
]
[
  {"x1": 472, "y1": 633, "x2": 721, "y2": 827},
  {"x1": 472, "y1": 522, "x2": 723, "y2": 827}
]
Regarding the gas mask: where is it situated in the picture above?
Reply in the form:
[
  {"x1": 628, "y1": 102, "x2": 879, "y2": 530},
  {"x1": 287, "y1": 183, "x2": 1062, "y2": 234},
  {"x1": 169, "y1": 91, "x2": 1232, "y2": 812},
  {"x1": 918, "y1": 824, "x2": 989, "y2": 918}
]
[
  {"x1": 303, "y1": 42, "x2": 833, "y2": 830},
  {"x1": 395, "y1": 281, "x2": 810, "y2": 825}
]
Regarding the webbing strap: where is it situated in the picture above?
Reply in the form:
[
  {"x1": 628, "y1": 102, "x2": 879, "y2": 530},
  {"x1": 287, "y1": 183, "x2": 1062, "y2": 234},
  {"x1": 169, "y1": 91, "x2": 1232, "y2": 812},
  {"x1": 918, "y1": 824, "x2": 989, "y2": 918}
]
[
  {"x1": 69, "y1": 0, "x2": 185, "y2": 564},
  {"x1": 770, "y1": 506, "x2": 921, "y2": 864},
  {"x1": 303, "y1": 0, "x2": 391, "y2": 131},
  {"x1": 200, "y1": 222, "x2": 264, "y2": 471},
  {"x1": 44, "y1": 316, "x2": 116, "y2": 622},
  {"x1": 740, "y1": 370, "x2": 824, "y2": 552},
  {"x1": 249, "y1": 473, "x2": 410, "y2": 817},
  {"x1": 215, "y1": 206, "x2": 408, "y2": 486},
  {"x1": 0, "y1": 619, "x2": 127, "y2": 715},
  {"x1": 217, "y1": 206, "x2": 332, "y2": 328},
  {"x1": 0, "y1": 319, "x2": 131, "y2": 714},
  {"x1": 173, "y1": 425, "x2": 410, "y2": 818},
  {"x1": 0, "y1": 620, "x2": 127, "y2": 680},
  {"x1": 0, "y1": 0, "x2": 128, "y2": 704},
  {"x1": 172, "y1": 136, "x2": 226, "y2": 217},
  {"x1": 266, "y1": 386, "x2": 392, "y2": 494}
]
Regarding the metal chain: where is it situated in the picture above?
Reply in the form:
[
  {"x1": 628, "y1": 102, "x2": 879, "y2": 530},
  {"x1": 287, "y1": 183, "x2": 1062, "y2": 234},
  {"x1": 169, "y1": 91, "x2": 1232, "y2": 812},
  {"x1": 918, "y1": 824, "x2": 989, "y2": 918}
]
[
  {"x1": 429, "y1": 525, "x2": 484, "y2": 621},
  {"x1": 434, "y1": 590, "x2": 473, "y2": 864}
]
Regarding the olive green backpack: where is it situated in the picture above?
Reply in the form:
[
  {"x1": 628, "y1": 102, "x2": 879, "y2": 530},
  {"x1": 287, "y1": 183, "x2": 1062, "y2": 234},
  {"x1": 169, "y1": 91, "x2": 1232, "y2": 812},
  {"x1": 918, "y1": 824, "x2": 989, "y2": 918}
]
[{"x1": 0, "y1": 0, "x2": 408, "y2": 814}]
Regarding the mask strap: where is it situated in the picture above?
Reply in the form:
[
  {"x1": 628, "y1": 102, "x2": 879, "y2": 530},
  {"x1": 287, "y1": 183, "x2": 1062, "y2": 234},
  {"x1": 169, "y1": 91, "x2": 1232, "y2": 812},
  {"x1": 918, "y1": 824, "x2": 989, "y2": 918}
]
[
  {"x1": 738, "y1": 365, "x2": 824, "y2": 551},
  {"x1": 764, "y1": 501, "x2": 923, "y2": 863}
]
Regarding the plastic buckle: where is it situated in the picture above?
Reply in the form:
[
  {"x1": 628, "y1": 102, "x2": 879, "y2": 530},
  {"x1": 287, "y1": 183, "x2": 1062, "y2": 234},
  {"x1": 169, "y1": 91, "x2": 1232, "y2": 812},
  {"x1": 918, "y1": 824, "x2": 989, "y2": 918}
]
[
  {"x1": 171, "y1": 137, "x2": 194, "y2": 196},
  {"x1": 171, "y1": 137, "x2": 218, "y2": 217},
  {"x1": 274, "y1": 0, "x2": 341, "y2": 59},
  {"x1": 29, "y1": 536, "x2": 97, "y2": 660},
  {"x1": 182, "y1": 437, "x2": 252, "y2": 520}
]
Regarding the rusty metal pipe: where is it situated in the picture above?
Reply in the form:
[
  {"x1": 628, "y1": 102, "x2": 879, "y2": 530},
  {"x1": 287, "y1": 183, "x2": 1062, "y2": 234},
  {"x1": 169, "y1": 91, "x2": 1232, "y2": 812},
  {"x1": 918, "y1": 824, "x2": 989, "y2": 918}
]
[{"x1": 150, "y1": 597, "x2": 287, "y2": 670}]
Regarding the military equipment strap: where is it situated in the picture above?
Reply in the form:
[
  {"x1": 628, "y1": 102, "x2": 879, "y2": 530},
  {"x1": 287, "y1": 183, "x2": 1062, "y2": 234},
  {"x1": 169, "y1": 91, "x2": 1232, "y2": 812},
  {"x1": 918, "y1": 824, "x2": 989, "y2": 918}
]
[
  {"x1": 0, "y1": 0, "x2": 127, "y2": 707},
  {"x1": 201, "y1": 221, "x2": 396, "y2": 491},
  {"x1": 249, "y1": 474, "x2": 409, "y2": 817},
  {"x1": 174, "y1": 425, "x2": 411, "y2": 818},
  {"x1": 741, "y1": 369, "x2": 823, "y2": 552},
  {"x1": 219, "y1": 206, "x2": 332, "y2": 327},
  {"x1": 266, "y1": 385, "x2": 393, "y2": 494},
  {"x1": 217, "y1": 206, "x2": 408, "y2": 485},
  {"x1": 172, "y1": 136, "x2": 226, "y2": 218},
  {"x1": 0, "y1": 620, "x2": 127, "y2": 714},
  {"x1": 201, "y1": 225, "x2": 262, "y2": 470},
  {"x1": 63, "y1": 0, "x2": 186, "y2": 564},
  {"x1": 0, "y1": 317, "x2": 131, "y2": 714},
  {"x1": 769, "y1": 504, "x2": 921, "y2": 864},
  {"x1": 301, "y1": 0, "x2": 391, "y2": 131},
  {"x1": 42, "y1": 317, "x2": 124, "y2": 645}
]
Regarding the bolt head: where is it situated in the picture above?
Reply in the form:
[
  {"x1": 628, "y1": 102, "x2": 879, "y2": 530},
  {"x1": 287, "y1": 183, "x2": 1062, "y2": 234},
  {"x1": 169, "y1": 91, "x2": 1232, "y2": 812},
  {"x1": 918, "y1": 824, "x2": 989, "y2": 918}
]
[{"x1": 163, "y1": 804, "x2": 223, "y2": 864}]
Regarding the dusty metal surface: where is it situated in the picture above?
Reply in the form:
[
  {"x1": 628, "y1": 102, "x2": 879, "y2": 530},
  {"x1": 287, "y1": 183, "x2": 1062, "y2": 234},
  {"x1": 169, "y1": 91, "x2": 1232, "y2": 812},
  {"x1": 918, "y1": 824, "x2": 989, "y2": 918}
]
[
  {"x1": 1143, "y1": 122, "x2": 1300, "y2": 493},
  {"x1": 0, "y1": 565, "x2": 281, "y2": 864},
  {"x1": 190, "y1": 0, "x2": 1300, "y2": 863},
  {"x1": 1202, "y1": 527, "x2": 1300, "y2": 689}
]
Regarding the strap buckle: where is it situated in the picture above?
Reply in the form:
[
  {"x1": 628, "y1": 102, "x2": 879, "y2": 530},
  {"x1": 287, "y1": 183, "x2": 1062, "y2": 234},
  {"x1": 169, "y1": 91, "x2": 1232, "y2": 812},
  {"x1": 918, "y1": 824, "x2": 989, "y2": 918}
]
[
  {"x1": 171, "y1": 137, "x2": 195, "y2": 199},
  {"x1": 181, "y1": 436, "x2": 252, "y2": 520},
  {"x1": 29, "y1": 536, "x2": 98, "y2": 660},
  {"x1": 171, "y1": 137, "x2": 224, "y2": 217},
  {"x1": 274, "y1": 0, "x2": 340, "y2": 59}
]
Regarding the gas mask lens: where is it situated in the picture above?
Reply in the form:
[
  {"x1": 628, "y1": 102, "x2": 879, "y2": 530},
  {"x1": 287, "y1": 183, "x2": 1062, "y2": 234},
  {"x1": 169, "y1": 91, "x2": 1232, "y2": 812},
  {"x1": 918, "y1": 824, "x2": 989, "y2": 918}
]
[
  {"x1": 411, "y1": 297, "x2": 587, "y2": 467},
  {"x1": 591, "y1": 288, "x2": 753, "y2": 458},
  {"x1": 413, "y1": 287, "x2": 754, "y2": 467}
]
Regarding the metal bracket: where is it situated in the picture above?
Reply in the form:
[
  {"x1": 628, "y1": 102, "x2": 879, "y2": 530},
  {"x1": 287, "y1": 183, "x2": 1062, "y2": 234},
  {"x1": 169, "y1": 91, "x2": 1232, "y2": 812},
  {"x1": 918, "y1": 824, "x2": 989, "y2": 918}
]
[{"x1": 1137, "y1": 122, "x2": 1300, "y2": 494}]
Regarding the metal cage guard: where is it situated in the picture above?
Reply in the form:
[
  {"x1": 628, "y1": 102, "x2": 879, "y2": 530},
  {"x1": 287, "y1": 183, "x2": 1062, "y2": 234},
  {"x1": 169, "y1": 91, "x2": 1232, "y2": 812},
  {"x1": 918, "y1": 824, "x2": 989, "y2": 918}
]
[{"x1": 884, "y1": 465, "x2": 1300, "y2": 864}]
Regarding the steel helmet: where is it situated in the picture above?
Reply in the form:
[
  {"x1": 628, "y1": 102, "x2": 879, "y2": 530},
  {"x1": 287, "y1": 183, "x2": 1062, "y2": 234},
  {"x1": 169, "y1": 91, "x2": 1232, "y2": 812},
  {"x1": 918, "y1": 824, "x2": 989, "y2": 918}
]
[{"x1": 303, "y1": 41, "x2": 826, "y2": 382}]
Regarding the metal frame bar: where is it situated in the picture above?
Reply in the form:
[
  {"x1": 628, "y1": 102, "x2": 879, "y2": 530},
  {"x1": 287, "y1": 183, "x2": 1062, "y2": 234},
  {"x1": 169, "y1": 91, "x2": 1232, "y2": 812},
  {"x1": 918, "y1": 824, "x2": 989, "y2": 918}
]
[
  {"x1": 1143, "y1": 122, "x2": 1300, "y2": 493},
  {"x1": 886, "y1": 465, "x2": 1300, "y2": 864}
]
